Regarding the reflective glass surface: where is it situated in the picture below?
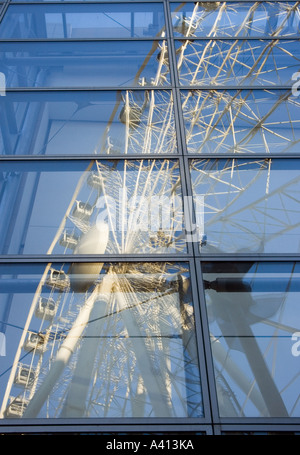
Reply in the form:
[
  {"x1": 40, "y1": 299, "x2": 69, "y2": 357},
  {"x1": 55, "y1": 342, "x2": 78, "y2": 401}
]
[
  {"x1": 171, "y1": 2, "x2": 300, "y2": 37},
  {"x1": 181, "y1": 89, "x2": 300, "y2": 154},
  {"x1": 0, "y1": 159, "x2": 186, "y2": 255},
  {"x1": 0, "y1": 90, "x2": 177, "y2": 156},
  {"x1": 1, "y1": 0, "x2": 300, "y2": 430},
  {"x1": 202, "y1": 261, "x2": 300, "y2": 417},
  {"x1": 176, "y1": 39, "x2": 300, "y2": 86},
  {"x1": 1, "y1": 41, "x2": 170, "y2": 88},
  {"x1": 0, "y1": 3, "x2": 165, "y2": 39},
  {"x1": 0, "y1": 262, "x2": 203, "y2": 419},
  {"x1": 190, "y1": 158, "x2": 300, "y2": 254}
]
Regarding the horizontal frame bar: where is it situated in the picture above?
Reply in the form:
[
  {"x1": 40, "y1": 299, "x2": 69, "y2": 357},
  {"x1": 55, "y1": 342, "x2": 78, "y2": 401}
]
[{"x1": 2, "y1": 86, "x2": 295, "y2": 92}]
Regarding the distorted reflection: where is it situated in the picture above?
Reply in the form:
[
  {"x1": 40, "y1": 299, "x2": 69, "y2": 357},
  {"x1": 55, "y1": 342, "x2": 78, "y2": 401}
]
[
  {"x1": 190, "y1": 158, "x2": 300, "y2": 254},
  {"x1": 176, "y1": 39, "x2": 299, "y2": 86},
  {"x1": 0, "y1": 262, "x2": 203, "y2": 418},
  {"x1": 171, "y1": 2, "x2": 300, "y2": 37},
  {"x1": 0, "y1": 90, "x2": 177, "y2": 156},
  {"x1": 202, "y1": 261, "x2": 300, "y2": 417},
  {"x1": 181, "y1": 89, "x2": 300, "y2": 154},
  {"x1": 0, "y1": 159, "x2": 186, "y2": 255}
]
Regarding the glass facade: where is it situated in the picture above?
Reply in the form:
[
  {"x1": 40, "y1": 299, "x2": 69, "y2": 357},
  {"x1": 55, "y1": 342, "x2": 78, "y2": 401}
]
[{"x1": 0, "y1": 0, "x2": 300, "y2": 435}]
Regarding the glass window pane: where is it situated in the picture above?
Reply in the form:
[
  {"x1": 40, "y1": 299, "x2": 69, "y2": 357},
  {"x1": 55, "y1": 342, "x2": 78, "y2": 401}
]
[
  {"x1": 181, "y1": 89, "x2": 300, "y2": 154},
  {"x1": 0, "y1": 3, "x2": 165, "y2": 39},
  {"x1": 190, "y1": 158, "x2": 300, "y2": 254},
  {"x1": 0, "y1": 90, "x2": 177, "y2": 156},
  {"x1": 0, "y1": 159, "x2": 186, "y2": 255},
  {"x1": 171, "y1": 2, "x2": 300, "y2": 37},
  {"x1": 0, "y1": 262, "x2": 203, "y2": 419},
  {"x1": 202, "y1": 261, "x2": 300, "y2": 417},
  {"x1": 176, "y1": 39, "x2": 299, "y2": 86},
  {"x1": 1, "y1": 41, "x2": 170, "y2": 88}
]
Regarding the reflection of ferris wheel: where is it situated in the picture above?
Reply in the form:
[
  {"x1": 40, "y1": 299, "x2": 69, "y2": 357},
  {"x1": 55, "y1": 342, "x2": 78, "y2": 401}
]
[
  {"x1": 175, "y1": 2, "x2": 300, "y2": 417},
  {"x1": 1, "y1": 1, "x2": 300, "y2": 420},
  {"x1": 190, "y1": 157, "x2": 300, "y2": 254},
  {"x1": 0, "y1": 31, "x2": 198, "y2": 419},
  {"x1": 175, "y1": 1, "x2": 300, "y2": 155},
  {"x1": 176, "y1": 2, "x2": 300, "y2": 418},
  {"x1": 2, "y1": 261, "x2": 200, "y2": 418},
  {"x1": 0, "y1": 155, "x2": 199, "y2": 418},
  {"x1": 0, "y1": 149, "x2": 195, "y2": 418}
]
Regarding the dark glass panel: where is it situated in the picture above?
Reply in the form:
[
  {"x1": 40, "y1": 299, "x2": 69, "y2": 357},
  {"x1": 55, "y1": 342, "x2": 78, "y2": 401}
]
[
  {"x1": 202, "y1": 261, "x2": 300, "y2": 417},
  {"x1": 0, "y1": 159, "x2": 186, "y2": 255},
  {"x1": 0, "y1": 261, "x2": 203, "y2": 419},
  {"x1": 0, "y1": 90, "x2": 177, "y2": 156}
]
